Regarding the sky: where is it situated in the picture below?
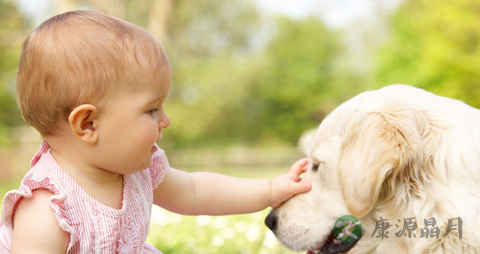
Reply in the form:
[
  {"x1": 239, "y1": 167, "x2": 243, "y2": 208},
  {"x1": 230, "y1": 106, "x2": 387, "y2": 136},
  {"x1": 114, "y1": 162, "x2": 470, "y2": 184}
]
[
  {"x1": 253, "y1": 0, "x2": 404, "y2": 73},
  {"x1": 16, "y1": 0, "x2": 51, "y2": 26},
  {"x1": 255, "y1": 0, "x2": 402, "y2": 28}
]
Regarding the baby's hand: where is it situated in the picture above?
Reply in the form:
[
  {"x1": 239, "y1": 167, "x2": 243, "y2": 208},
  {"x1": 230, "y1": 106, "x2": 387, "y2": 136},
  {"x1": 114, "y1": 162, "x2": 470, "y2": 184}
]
[{"x1": 269, "y1": 158, "x2": 311, "y2": 208}]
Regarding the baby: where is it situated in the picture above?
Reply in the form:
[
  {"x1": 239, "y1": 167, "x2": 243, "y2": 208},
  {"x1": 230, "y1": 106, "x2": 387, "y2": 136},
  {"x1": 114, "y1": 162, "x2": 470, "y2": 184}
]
[{"x1": 0, "y1": 10, "x2": 311, "y2": 253}]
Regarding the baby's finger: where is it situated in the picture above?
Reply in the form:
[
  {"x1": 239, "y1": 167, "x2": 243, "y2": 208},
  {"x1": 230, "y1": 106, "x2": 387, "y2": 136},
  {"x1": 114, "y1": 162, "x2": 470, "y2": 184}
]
[
  {"x1": 292, "y1": 180, "x2": 311, "y2": 194},
  {"x1": 289, "y1": 158, "x2": 309, "y2": 176}
]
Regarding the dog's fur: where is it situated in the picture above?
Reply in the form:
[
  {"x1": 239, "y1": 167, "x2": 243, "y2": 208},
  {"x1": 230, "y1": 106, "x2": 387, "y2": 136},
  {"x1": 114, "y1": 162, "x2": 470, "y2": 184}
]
[{"x1": 271, "y1": 85, "x2": 480, "y2": 253}]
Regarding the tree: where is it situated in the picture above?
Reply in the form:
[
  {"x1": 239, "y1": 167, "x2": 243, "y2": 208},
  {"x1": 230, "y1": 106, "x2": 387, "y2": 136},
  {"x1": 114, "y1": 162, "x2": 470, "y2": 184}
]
[
  {"x1": 155, "y1": 0, "x2": 263, "y2": 148},
  {"x1": 245, "y1": 17, "x2": 341, "y2": 145},
  {"x1": 375, "y1": 0, "x2": 480, "y2": 107},
  {"x1": 0, "y1": 0, "x2": 27, "y2": 144}
]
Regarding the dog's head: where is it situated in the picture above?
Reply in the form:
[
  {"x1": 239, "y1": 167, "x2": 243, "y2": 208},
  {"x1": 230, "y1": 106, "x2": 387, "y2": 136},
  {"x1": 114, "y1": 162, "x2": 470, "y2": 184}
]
[{"x1": 266, "y1": 85, "x2": 435, "y2": 253}]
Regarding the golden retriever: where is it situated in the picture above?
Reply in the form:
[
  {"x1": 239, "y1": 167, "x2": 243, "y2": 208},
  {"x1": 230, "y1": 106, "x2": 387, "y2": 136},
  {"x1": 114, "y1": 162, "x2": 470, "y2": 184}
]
[{"x1": 265, "y1": 85, "x2": 480, "y2": 253}]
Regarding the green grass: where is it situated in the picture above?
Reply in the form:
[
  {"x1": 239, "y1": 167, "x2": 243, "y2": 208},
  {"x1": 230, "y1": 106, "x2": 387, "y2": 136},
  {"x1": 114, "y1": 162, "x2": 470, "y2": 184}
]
[
  {"x1": 147, "y1": 165, "x2": 298, "y2": 254},
  {"x1": 0, "y1": 165, "x2": 299, "y2": 254},
  {"x1": 147, "y1": 208, "x2": 294, "y2": 254}
]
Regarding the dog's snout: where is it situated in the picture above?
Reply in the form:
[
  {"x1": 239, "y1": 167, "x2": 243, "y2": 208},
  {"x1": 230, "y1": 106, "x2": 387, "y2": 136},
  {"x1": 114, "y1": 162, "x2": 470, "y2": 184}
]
[{"x1": 265, "y1": 210, "x2": 278, "y2": 232}]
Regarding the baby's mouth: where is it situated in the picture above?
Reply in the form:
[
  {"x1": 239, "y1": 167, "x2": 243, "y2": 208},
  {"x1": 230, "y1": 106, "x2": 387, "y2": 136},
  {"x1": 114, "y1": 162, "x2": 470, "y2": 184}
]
[{"x1": 156, "y1": 134, "x2": 163, "y2": 142}]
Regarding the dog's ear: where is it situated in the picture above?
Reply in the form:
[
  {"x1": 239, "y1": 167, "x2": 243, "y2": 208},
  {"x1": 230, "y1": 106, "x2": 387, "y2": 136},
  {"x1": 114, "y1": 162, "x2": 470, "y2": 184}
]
[
  {"x1": 298, "y1": 128, "x2": 317, "y2": 155},
  {"x1": 338, "y1": 108, "x2": 428, "y2": 218}
]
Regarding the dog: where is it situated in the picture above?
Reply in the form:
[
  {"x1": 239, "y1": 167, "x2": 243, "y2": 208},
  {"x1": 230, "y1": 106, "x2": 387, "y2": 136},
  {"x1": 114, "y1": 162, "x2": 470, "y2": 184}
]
[{"x1": 265, "y1": 85, "x2": 480, "y2": 253}]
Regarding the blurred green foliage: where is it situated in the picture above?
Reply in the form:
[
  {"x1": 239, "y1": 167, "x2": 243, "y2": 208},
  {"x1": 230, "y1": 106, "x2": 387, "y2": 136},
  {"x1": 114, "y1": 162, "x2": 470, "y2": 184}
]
[
  {"x1": 165, "y1": 16, "x2": 342, "y2": 149},
  {"x1": 146, "y1": 208, "x2": 295, "y2": 254},
  {"x1": 0, "y1": 0, "x2": 26, "y2": 145},
  {"x1": 0, "y1": 0, "x2": 479, "y2": 149},
  {"x1": 166, "y1": 0, "x2": 260, "y2": 57},
  {"x1": 375, "y1": 0, "x2": 480, "y2": 107},
  {"x1": 247, "y1": 17, "x2": 340, "y2": 145},
  {"x1": 162, "y1": 0, "x2": 262, "y2": 149}
]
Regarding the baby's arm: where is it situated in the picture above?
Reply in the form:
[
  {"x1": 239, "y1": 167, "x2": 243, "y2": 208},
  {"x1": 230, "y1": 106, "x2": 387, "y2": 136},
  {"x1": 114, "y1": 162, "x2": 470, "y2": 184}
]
[
  {"x1": 11, "y1": 190, "x2": 69, "y2": 254},
  {"x1": 153, "y1": 158, "x2": 311, "y2": 215}
]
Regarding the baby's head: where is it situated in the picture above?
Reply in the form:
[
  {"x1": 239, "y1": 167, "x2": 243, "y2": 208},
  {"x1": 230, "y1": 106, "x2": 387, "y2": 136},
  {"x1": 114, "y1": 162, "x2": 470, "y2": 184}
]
[{"x1": 16, "y1": 10, "x2": 170, "y2": 138}]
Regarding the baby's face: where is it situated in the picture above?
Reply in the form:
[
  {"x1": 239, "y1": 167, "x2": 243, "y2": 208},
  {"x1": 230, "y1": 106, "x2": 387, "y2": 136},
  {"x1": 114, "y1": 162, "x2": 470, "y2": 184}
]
[{"x1": 93, "y1": 64, "x2": 172, "y2": 174}]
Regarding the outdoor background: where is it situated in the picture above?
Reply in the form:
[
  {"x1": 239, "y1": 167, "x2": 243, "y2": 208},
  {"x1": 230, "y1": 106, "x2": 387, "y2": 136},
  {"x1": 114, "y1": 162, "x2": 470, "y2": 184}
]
[{"x1": 1, "y1": 0, "x2": 479, "y2": 253}]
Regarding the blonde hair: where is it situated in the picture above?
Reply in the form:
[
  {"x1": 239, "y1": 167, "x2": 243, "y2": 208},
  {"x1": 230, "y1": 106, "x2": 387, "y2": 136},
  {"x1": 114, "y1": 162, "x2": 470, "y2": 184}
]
[{"x1": 16, "y1": 10, "x2": 168, "y2": 137}]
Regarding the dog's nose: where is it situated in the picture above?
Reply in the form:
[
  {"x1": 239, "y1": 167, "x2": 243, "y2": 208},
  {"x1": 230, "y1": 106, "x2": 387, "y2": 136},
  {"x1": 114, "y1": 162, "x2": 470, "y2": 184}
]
[{"x1": 265, "y1": 210, "x2": 278, "y2": 232}]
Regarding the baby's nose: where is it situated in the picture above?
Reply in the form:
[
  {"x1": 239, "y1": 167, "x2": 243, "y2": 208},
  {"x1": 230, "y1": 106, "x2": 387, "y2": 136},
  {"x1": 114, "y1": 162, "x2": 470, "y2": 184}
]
[{"x1": 159, "y1": 114, "x2": 170, "y2": 129}]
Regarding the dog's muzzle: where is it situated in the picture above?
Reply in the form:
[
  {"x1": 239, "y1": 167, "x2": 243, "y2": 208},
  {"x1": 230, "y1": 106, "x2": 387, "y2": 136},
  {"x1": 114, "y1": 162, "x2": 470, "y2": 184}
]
[
  {"x1": 265, "y1": 210, "x2": 278, "y2": 232},
  {"x1": 264, "y1": 209, "x2": 362, "y2": 254}
]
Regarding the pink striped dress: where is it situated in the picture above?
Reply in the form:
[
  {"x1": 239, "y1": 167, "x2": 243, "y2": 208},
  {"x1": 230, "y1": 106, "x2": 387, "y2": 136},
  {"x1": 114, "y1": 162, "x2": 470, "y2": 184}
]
[{"x1": 0, "y1": 141, "x2": 169, "y2": 253}]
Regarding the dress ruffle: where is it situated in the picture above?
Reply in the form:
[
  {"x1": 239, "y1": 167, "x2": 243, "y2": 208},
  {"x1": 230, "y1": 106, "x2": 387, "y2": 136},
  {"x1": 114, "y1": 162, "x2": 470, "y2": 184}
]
[
  {"x1": 1, "y1": 171, "x2": 76, "y2": 251},
  {"x1": 151, "y1": 144, "x2": 169, "y2": 189},
  {"x1": 1, "y1": 140, "x2": 168, "y2": 253}
]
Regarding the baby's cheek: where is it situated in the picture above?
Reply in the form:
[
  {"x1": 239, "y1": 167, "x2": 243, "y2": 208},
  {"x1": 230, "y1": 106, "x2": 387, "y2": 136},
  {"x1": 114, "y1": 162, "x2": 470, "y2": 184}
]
[
  {"x1": 145, "y1": 124, "x2": 159, "y2": 144},
  {"x1": 139, "y1": 119, "x2": 159, "y2": 138}
]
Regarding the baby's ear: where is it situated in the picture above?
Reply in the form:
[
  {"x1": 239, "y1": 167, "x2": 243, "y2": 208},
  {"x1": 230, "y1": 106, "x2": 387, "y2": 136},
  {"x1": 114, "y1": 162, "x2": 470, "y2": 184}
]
[{"x1": 68, "y1": 104, "x2": 99, "y2": 144}]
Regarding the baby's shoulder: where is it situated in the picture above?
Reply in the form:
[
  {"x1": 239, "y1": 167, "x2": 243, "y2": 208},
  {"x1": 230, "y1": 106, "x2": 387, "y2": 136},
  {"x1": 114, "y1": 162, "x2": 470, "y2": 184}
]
[
  {"x1": 14, "y1": 189, "x2": 60, "y2": 229},
  {"x1": 11, "y1": 189, "x2": 69, "y2": 252}
]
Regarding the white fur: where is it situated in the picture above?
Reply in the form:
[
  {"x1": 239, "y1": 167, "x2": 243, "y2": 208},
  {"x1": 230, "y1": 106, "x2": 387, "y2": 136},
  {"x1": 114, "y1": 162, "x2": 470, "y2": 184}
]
[{"x1": 272, "y1": 85, "x2": 480, "y2": 253}]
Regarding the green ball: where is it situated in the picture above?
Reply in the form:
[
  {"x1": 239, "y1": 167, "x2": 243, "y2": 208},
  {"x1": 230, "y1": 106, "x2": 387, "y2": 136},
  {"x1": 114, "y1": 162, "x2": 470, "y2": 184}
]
[{"x1": 333, "y1": 215, "x2": 362, "y2": 243}]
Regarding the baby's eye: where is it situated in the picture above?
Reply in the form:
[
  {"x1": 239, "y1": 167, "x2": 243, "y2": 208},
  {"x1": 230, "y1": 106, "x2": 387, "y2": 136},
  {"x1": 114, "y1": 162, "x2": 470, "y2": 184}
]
[{"x1": 147, "y1": 108, "x2": 159, "y2": 114}]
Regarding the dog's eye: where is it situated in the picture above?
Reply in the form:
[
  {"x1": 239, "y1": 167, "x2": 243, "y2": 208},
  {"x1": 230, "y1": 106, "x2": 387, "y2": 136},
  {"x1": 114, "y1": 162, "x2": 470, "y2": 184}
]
[{"x1": 312, "y1": 163, "x2": 319, "y2": 172}]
